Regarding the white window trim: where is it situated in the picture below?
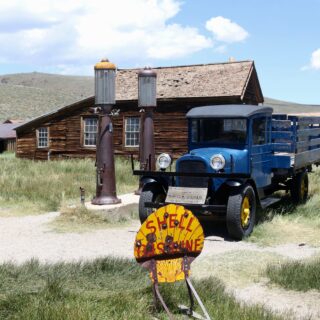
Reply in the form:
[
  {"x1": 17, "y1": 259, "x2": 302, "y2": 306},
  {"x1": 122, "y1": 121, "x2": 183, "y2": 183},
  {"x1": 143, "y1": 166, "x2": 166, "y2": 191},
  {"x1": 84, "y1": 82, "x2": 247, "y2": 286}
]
[
  {"x1": 124, "y1": 117, "x2": 140, "y2": 148},
  {"x1": 37, "y1": 127, "x2": 49, "y2": 148},
  {"x1": 83, "y1": 117, "x2": 98, "y2": 147}
]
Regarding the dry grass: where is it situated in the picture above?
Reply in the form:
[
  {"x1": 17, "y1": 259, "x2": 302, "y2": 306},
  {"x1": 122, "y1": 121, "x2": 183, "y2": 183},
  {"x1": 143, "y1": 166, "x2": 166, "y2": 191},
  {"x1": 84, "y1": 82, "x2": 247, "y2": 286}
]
[
  {"x1": 266, "y1": 257, "x2": 320, "y2": 291},
  {"x1": 248, "y1": 168, "x2": 320, "y2": 247},
  {"x1": 0, "y1": 257, "x2": 283, "y2": 320},
  {"x1": 193, "y1": 250, "x2": 285, "y2": 287},
  {"x1": 0, "y1": 153, "x2": 138, "y2": 216},
  {"x1": 49, "y1": 204, "x2": 138, "y2": 233}
]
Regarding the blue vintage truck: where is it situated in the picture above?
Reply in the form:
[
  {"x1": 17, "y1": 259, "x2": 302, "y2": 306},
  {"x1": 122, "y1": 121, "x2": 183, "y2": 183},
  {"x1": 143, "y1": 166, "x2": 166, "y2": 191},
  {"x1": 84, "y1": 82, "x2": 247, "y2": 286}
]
[{"x1": 134, "y1": 105, "x2": 320, "y2": 239}]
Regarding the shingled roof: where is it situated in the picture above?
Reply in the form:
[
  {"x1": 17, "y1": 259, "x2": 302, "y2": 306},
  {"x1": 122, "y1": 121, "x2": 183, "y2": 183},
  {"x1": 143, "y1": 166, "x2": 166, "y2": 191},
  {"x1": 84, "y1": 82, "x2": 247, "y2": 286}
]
[
  {"x1": 16, "y1": 60, "x2": 263, "y2": 132},
  {"x1": 0, "y1": 123, "x2": 19, "y2": 139},
  {"x1": 116, "y1": 60, "x2": 261, "y2": 101}
]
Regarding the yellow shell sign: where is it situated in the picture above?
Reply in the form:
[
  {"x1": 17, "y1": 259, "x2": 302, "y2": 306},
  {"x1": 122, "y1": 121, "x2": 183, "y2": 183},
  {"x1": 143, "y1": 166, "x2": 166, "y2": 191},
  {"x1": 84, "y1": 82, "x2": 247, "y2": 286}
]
[{"x1": 134, "y1": 204, "x2": 204, "y2": 283}]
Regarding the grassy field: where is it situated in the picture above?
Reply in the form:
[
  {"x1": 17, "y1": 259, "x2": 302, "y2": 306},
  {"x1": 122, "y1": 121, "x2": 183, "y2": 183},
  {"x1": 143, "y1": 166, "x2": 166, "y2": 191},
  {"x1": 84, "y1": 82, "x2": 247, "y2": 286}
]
[
  {"x1": 247, "y1": 167, "x2": 320, "y2": 247},
  {"x1": 0, "y1": 257, "x2": 283, "y2": 320},
  {"x1": 0, "y1": 153, "x2": 137, "y2": 215},
  {"x1": 266, "y1": 258, "x2": 320, "y2": 292},
  {"x1": 49, "y1": 204, "x2": 138, "y2": 233}
]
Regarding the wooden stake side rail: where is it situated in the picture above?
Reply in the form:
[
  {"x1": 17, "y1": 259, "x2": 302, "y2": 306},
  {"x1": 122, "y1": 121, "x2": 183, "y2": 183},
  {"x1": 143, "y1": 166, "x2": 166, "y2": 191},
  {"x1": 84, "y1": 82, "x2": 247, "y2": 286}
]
[{"x1": 272, "y1": 116, "x2": 320, "y2": 165}]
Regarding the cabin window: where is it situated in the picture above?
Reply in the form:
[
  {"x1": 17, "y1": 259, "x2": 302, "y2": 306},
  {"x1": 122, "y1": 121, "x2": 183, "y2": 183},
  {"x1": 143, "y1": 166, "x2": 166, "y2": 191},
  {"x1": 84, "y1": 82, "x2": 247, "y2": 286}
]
[
  {"x1": 125, "y1": 117, "x2": 140, "y2": 147},
  {"x1": 37, "y1": 127, "x2": 49, "y2": 148},
  {"x1": 252, "y1": 118, "x2": 266, "y2": 145},
  {"x1": 83, "y1": 118, "x2": 98, "y2": 147}
]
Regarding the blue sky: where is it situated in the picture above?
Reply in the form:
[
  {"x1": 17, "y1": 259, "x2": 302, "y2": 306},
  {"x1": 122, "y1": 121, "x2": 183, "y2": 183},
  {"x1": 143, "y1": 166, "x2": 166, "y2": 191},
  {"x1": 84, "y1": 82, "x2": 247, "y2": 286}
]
[{"x1": 0, "y1": 0, "x2": 319, "y2": 104}]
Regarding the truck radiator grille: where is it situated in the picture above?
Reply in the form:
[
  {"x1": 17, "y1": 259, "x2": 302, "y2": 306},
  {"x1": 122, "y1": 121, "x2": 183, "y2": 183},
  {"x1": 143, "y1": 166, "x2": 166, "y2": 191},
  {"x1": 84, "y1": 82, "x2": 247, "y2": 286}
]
[{"x1": 178, "y1": 160, "x2": 209, "y2": 187}]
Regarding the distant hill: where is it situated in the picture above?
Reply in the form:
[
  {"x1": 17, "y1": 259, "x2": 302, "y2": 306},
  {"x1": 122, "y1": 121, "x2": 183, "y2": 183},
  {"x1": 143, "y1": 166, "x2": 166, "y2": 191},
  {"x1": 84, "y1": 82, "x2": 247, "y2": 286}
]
[
  {"x1": 263, "y1": 97, "x2": 320, "y2": 114},
  {"x1": 0, "y1": 72, "x2": 93, "y2": 122},
  {"x1": 0, "y1": 72, "x2": 319, "y2": 122}
]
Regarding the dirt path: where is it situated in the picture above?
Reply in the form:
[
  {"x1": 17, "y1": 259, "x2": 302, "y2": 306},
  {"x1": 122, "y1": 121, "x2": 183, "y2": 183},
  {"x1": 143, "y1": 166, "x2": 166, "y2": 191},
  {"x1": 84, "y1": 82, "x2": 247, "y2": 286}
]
[{"x1": 0, "y1": 212, "x2": 319, "y2": 319}]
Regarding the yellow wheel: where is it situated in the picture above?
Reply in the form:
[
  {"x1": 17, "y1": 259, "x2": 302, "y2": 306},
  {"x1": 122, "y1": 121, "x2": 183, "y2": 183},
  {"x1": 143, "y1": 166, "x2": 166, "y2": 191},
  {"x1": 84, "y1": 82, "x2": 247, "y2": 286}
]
[
  {"x1": 226, "y1": 184, "x2": 256, "y2": 240},
  {"x1": 241, "y1": 196, "x2": 251, "y2": 228}
]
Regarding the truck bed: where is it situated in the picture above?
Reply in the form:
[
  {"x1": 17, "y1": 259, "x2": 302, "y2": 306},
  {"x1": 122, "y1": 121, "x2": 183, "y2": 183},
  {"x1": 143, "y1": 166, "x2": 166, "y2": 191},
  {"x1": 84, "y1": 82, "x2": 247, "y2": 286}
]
[{"x1": 272, "y1": 115, "x2": 320, "y2": 169}]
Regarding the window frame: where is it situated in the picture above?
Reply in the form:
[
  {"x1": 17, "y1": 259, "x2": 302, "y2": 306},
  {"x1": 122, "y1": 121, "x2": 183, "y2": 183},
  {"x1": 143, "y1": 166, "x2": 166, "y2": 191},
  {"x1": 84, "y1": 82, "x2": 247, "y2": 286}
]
[
  {"x1": 123, "y1": 116, "x2": 140, "y2": 148},
  {"x1": 252, "y1": 117, "x2": 267, "y2": 146},
  {"x1": 36, "y1": 127, "x2": 49, "y2": 149},
  {"x1": 81, "y1": 117, "x2": 98, "y2": 148}
]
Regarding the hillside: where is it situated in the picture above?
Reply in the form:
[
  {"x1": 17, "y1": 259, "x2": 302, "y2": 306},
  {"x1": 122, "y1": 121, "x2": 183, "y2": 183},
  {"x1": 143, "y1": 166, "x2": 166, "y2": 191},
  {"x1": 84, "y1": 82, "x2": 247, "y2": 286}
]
[
  {"x1": 0, "y1": 72, "x2": 93, "y2": 121},
  {"x1": 263, "y1": 97, "x2": 320, "y2": 114},
  {"x1": 0, "y1": 72, "x2": 319, "y2": 122}
]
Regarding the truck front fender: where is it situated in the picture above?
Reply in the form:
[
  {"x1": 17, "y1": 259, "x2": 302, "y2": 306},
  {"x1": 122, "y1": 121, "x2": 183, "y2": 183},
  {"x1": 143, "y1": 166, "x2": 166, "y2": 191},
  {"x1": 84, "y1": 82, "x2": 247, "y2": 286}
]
[
  {"x1": 140, "y1": 176, "x2": 168, "y2": 193},
  {"x1": 225, "y1": 180, "x2": 242, "y2": 187},
  {"x1": 220, "y1": 179, "x2": 261, "y2": 207}
]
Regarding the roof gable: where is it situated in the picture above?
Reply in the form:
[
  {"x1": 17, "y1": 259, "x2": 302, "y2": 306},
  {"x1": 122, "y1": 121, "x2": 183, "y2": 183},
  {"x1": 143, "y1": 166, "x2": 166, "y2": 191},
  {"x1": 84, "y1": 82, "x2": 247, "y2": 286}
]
[{"x1": 116, "y1": 60, "x2": 260, "y2": 101}]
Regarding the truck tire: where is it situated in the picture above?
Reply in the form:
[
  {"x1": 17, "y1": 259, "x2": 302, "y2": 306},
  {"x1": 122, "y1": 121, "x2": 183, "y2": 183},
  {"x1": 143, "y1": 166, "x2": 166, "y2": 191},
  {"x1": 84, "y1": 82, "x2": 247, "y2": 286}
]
[
  {"x1": 226, "y1": 184, "x2": 256, "y2": 240},
  {"x1": 290, "y1": 171, "x2": 308, "y2": 204},
  {"x1": 139, "y1": 184, "x2": 166, "y2": 223}
]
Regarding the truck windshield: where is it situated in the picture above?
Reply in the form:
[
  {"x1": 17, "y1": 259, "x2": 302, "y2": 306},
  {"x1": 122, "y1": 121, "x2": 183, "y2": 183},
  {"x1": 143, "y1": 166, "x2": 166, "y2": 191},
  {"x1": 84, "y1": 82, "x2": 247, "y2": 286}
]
[{"x1": 191, "y1": 118, "x2": 247, "y2": 145}]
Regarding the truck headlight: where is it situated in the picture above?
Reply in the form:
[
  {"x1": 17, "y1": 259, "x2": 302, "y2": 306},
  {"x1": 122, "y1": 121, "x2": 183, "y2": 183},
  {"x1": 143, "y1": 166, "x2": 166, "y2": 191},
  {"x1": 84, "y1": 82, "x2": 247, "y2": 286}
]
[
  {"x1": 157, "y1": 153, "x2": 172, "y2": 170},
  {"x1": 210, "y1": 154, "x2": 225, "y2": 171}
]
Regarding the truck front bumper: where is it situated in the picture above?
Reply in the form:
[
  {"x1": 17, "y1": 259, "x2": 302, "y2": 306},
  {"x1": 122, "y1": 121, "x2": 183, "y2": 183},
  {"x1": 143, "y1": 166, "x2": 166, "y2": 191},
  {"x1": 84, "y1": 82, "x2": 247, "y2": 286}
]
[
  {"x1": 144, "y1": 201, "x2": 227, "y2": 216},
  {"x1": 133, "y1": 170, "x2": 250, "y2": 179}
]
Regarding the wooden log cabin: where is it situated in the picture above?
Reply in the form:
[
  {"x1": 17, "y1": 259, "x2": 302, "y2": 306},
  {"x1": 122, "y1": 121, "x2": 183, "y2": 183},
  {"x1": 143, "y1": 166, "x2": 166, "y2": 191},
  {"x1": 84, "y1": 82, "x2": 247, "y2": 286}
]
[{"x1": 15, "y1": 60, "x2": 264, "y2": 160}]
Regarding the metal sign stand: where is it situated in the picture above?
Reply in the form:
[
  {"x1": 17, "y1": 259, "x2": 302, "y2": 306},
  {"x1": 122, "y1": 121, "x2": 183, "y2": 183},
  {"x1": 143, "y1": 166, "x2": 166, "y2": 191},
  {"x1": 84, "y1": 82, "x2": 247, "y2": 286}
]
[
  {"x1": 134, "y1": 204, "x2": 212, "y2": 320},
  {"x1": 150, "y1": 257, "x2": 211, "y2": 320}
]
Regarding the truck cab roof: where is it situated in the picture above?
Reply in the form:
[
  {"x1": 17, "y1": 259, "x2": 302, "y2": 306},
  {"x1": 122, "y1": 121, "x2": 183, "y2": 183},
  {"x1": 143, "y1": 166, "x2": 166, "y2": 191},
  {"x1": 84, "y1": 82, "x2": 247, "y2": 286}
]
[{"x1": 186, "y1": 104, "x2": 273, "y2": 118}]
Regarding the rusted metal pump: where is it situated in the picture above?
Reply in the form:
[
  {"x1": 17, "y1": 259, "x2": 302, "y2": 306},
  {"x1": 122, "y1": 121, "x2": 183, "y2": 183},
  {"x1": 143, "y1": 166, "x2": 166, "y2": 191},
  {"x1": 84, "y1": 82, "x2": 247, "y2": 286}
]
[
  {"x1": 139, "y1": 67, "x2": 157, "y2": 171},
  {"x1": 91, "y1": 59, "x2": 121, "y2": 205},
  {"x1": 135, "y1": 67, "x2": 157, "y2": 195}
]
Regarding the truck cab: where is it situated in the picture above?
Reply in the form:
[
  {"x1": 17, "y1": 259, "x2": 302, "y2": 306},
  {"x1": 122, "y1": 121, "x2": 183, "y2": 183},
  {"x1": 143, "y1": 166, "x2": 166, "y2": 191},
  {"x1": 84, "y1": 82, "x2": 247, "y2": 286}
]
[{"x1": 135, "y1": 105, "x2": 313, "y2": 239}]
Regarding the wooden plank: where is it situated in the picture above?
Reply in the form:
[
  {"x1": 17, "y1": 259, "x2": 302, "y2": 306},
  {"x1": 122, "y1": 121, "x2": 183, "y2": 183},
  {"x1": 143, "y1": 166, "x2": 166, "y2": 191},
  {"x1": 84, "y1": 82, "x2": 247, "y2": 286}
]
[
  {"x1": 272, "y1": 143, "x2": 293, "y2": 153},
  {"x1": 271, "y1": 131, "x2": 293, "y2": 140},
  {"x1": 295, "y1": 148, "x2": 320, "y2": 168},
  {"x1": 297, "y1": 138, "x2": 320, "y2": 152},
  {"x1": 272, "y1": 114, "x2": 288, "y2": 120},
  {"x1": 16, "y1": 102, "x2": 189, "y2": 160},
  {"x1": 272, "y1": 120, "x2": 292, "y2": 129},
  {"x1": 297, "y1": 127, "x2": 320, "y2": 138},
  {"x1": 297, "y1": 117, "x2": 320, "y2": 125}
]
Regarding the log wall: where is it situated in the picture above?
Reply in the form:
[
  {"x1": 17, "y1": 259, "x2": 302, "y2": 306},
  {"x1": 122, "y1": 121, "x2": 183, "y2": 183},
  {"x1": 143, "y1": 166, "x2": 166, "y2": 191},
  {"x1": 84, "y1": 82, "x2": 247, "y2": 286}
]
[{"x1": 16, "y1": 102, "x2": 189, "y2": 160}]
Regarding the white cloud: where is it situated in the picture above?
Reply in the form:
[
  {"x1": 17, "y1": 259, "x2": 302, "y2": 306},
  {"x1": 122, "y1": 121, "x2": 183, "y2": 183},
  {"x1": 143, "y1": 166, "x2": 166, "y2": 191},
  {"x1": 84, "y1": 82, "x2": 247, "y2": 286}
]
[
  {"x1": 310, "y1": 48, "x2": 320, "y2": 70},
  {"x1": 0, "y1": 0, "x2": 213, "y2": 74},
  {"x1": 146, "y1": 24, "x2": 212, "y2": 59},
  {"x1": 302, "y1": 48, "x2": 320, "y2": 71},
  {"x1": 206, "y1": 16, "x2": 249, "y2": 43}
]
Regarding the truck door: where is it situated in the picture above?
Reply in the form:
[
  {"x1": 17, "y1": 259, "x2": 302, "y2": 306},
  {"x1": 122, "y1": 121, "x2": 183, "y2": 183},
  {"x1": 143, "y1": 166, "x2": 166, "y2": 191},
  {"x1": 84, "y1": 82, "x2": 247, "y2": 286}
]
[{"x1": 250, "y1": 116, "x2": 272, "y2": 189}]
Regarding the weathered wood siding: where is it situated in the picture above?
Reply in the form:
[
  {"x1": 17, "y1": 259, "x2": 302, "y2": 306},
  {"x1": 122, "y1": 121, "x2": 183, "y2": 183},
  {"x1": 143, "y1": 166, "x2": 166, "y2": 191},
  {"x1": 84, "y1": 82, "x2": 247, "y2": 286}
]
[{"x1": 16, "y1": 103, "x2": 189, "y2": 160}]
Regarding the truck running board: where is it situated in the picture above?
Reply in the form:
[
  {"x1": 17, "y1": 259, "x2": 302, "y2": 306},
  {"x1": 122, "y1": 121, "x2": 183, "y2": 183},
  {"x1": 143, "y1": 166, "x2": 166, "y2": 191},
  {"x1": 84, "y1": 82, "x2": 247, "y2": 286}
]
[{"x1": 260, "y1": 197, "x2": 281, "y2": 209}]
